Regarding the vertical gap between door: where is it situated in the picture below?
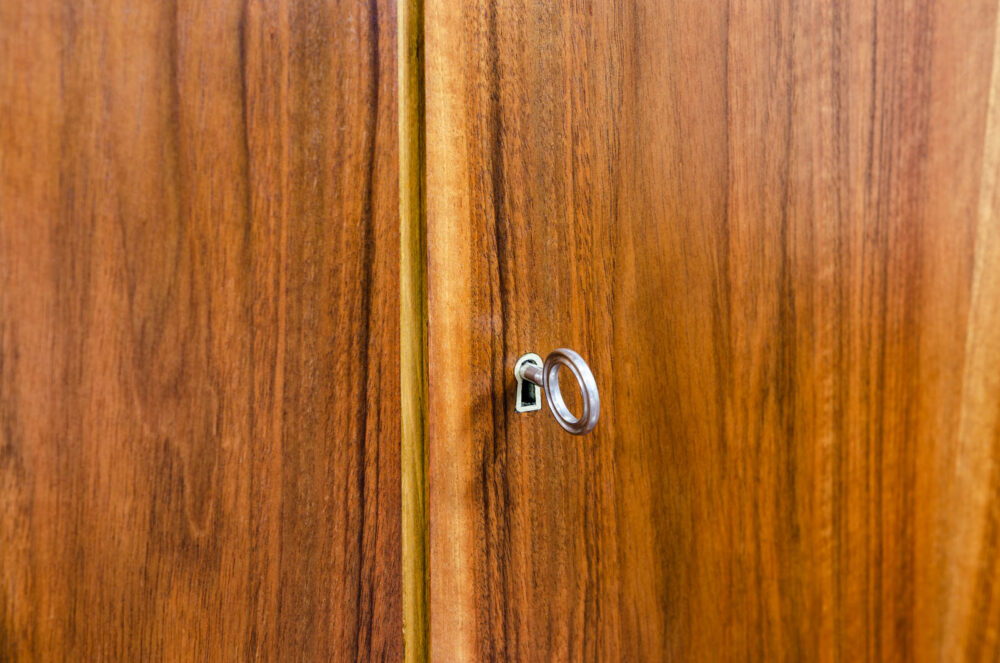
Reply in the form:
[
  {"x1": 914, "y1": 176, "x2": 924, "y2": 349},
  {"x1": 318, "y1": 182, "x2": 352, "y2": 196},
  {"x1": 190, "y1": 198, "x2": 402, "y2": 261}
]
[{"x1": 399, "y1": 0, "x2": 429, "y2": 660}]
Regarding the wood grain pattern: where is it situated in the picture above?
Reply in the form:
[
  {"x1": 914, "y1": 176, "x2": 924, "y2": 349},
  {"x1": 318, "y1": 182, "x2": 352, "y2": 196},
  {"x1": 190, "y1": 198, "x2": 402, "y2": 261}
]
[
  {"x1": 0, "y1": 1, "x2": 401, "y2": 659},
  {"x1": 425, "y1": 0, "x2": 1000, "y2": 660}
]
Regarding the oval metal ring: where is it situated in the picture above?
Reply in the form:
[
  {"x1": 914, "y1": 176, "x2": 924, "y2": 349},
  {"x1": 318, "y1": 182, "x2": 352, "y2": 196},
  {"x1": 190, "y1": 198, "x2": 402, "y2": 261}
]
[{"x1": 542, "y1": 348, "x2": 600, "y2": 435}]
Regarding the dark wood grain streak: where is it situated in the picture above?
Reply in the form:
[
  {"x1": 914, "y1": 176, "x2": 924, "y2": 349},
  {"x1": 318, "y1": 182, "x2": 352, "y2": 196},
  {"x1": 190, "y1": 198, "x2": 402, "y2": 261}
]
[
  {"x1": 426, "y1": 0, "x2": 1000, "y2": 660},
  {"x1": 0, "y1": 0, "x2": 401, "y2": 659}
]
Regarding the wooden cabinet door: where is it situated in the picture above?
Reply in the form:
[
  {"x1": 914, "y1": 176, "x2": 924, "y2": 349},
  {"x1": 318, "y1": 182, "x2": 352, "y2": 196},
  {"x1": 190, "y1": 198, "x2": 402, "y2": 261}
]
[
  {"x1": 0, "y1": 1, "x2": 400, "y2": 659},
  {"x1": 425, "y1": 1, "x2": 1000, "y2": 661}
]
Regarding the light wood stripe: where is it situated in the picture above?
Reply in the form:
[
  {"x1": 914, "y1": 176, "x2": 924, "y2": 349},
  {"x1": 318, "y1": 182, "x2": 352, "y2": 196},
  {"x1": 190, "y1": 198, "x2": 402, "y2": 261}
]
[{"x1": 399, "y1": 0, "x2": 429, "y2": 660}]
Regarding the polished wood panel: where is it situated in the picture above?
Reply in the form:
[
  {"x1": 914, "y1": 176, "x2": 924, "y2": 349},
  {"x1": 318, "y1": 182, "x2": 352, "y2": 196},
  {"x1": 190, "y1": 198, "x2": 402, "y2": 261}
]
[
  {"x1": 425, "y1": 1, "x2": 1000, "y2": 660},
  {"x1": 0, "y1": 1, "x2": 400, "y2": 659}
]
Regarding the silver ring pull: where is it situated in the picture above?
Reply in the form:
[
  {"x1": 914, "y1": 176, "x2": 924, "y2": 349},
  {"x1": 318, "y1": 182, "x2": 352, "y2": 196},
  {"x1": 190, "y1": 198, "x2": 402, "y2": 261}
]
[{"x1": 514, "y1": 349, "x2": 600, "y2": 435}]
